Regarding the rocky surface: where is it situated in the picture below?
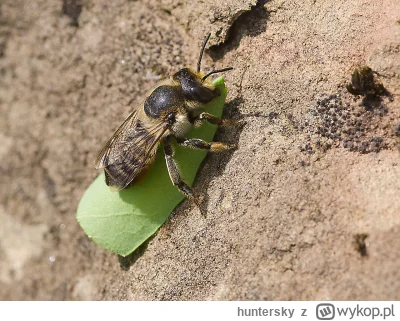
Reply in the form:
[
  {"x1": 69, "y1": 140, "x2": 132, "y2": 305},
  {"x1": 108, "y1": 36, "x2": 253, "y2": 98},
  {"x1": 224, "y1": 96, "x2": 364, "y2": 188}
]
[{"x1": 1, "y1": 0, "x2": 399, "y2": 300}]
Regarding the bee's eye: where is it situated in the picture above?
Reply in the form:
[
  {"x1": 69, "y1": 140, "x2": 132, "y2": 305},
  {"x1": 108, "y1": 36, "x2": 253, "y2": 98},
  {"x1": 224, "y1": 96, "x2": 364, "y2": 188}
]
[
  {"x1": 167, "y1": 112, "x2": 176, "y2": 125},
  {"x1": 173, "y1": 68, "x2": 220, "y2": 104},
  {"x1": 190, "y1": 85, "x2": 219, "y2": 103}
]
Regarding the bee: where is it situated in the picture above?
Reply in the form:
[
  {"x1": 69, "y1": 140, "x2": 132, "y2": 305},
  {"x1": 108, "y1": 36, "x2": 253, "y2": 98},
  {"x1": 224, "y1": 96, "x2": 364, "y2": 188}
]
[
  {"x1": 346, "y1": 66, "x2": 386, "y2": 98},
  {"x1": 95, "y1": 34, "x2": 236, "y2": 216}
]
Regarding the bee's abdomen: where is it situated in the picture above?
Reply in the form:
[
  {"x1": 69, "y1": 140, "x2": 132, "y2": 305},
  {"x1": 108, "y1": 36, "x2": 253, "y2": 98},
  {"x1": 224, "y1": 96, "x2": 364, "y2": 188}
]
[
  {"x1": 104, "y1": 148, "x2": 157, "y2": 189},
  {"x1": 144, "y1": 85, "x2": 184, "y2": 118},
  {"x1": 105, "y1": 160, "x2": 141, "y2": 189},
  {"x1": 105, "y1": 163, "x2": 130, "y2": 188}
]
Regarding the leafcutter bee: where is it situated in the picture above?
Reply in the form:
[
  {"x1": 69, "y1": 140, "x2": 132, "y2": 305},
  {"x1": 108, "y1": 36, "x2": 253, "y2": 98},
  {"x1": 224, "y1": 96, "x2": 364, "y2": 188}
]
[{"x1": 95, "y1": 34, "x2": 236, "y2": 216}]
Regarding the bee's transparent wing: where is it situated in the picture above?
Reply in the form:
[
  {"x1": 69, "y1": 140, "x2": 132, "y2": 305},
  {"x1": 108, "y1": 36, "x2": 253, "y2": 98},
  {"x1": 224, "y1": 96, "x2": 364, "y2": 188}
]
[
  {"x1": 95, "y1": 110, "x2": 138, "y2": 169},
  {"x1": 95, "y1": 109, "x2": 168, "y2": 190}
]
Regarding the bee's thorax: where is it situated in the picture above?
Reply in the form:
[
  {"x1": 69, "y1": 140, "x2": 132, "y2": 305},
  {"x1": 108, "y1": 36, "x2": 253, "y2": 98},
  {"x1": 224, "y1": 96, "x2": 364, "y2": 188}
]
[{"x1": 144, "y1": 85, "x2": 183, "y2": 119}]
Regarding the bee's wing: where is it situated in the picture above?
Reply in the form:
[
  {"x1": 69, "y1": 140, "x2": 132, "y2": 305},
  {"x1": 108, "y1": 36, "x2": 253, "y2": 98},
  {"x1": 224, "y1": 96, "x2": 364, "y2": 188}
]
[
  {"x1": 95, "y1": 109, "x2": 169, "y2": 191},
  {"x1": 95, "y1": 110, "x2": 138, "y2": 169}
]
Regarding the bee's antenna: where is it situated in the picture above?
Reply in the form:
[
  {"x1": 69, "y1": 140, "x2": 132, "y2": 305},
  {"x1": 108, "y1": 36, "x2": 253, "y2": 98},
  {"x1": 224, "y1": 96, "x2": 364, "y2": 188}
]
[
  {"x1": 202, "y1": 67, "x2": 233, "y2": 81},
  {"x1": 197, "y1": 33, "x2": 211, "y2": 73}
]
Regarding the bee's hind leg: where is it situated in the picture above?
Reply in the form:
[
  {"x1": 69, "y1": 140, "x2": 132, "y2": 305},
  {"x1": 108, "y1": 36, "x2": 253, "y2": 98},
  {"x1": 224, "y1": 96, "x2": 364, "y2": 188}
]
[
  {"x1": 176, "y1": 137, "x2": 236, "y2": 152},
  {"x1": 163, "y1": 135, "x2": 206, "y2": 216}
]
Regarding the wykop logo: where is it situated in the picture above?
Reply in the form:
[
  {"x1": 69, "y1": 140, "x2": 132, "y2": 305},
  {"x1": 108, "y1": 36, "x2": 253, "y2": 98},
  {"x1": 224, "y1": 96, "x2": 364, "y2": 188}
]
[{"x1": 316, "y1": 303, "x2": 335, "y2": 320}]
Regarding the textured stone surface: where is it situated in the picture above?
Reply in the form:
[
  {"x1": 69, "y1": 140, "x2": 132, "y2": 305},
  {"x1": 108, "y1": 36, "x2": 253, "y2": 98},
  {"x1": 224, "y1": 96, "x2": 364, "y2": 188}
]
[{"x1": 0, "y1": 0, "x2": 399, "y2": 300}]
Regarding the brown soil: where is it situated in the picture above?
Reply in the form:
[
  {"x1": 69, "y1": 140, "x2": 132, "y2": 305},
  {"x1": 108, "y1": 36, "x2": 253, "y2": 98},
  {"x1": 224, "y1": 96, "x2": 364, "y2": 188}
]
[{"x1": 1, "y1": 0, "x2": 399, "y2": 300}]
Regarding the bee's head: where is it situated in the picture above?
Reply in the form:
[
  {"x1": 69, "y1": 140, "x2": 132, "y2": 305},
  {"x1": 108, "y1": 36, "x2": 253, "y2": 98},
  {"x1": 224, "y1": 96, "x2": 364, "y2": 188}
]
[
  {"x1": 173, "y1": 34, "x2": 232, "y2": 105},
  {"x1": 173, "y1": 68, "x2": 220, "y2": 104}
]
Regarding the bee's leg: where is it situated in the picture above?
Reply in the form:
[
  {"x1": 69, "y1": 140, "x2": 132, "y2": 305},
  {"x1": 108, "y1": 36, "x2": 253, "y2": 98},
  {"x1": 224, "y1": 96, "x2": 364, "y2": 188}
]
[
  {"x1": 176, "y1": 137, "x2": 236, "y2": 152},
  {"x1": 163, "y1": 136, "x2": 206, "y2": 216},
  {"x1": 191, "y1": 112, "x2": 243, "y2": 127}
]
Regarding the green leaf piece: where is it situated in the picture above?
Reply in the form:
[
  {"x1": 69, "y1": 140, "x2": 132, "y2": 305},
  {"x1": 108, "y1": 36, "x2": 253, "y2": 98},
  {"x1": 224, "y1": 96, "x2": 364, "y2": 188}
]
[{"x1": 76, "y1": 77, "x2": 228, "y2": 256}]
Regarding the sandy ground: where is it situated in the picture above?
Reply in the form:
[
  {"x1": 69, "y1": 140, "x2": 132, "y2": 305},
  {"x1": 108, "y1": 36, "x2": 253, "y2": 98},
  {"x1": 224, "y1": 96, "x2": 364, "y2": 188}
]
[{"x1": 1, "y1": 0, "x2": 400, "y2": 300}]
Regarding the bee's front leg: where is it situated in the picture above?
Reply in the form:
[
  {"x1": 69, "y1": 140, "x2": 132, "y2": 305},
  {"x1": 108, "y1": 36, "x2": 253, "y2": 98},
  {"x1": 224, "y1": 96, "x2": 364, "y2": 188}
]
[
  {"x1": 176, "y1": 137, "x2": 236, "y2": 152},
  {"x1": 191, "y1": 112, "x2": 243, "y2": 127},
  {"x1": 163, "y1": 135, "x2": 206, "y2": 216}
]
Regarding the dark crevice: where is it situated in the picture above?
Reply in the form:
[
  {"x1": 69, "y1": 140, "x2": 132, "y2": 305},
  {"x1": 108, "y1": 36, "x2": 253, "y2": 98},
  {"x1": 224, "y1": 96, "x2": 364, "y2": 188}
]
[
  {"x1": 208, "y1": 0, "x2": 270, "y2": 61},
  {"x1": 62, "y1": 0, "x2": 83, "y2": 27},
  {"x1": 0, "y1": 39, "x2": 6, "y2": 58},
  {"x1": 0, "y1": 4, "x2": 10, "y2": 58}
]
